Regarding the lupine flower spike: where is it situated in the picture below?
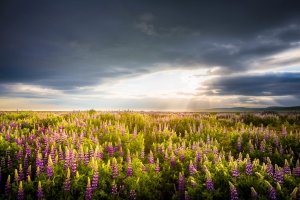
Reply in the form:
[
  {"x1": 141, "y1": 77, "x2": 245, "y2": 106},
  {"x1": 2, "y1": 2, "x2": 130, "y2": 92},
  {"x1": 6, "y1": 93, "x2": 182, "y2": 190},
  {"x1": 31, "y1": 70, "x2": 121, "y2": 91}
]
[
  {"x1": 18, "y1": 181, "x2": 25, "y2": 200},
  {"x1": 250, "y1": 187, "x2": 258, "y2": 199},
  {"x1": 205, "y1": 171, "x2": 214, "y2": 192},
  {"x1": 228, "y1": 181, "x2": 239, "y2": 200},
  {"x1": 37, "y1": 181, "x2": 44, "y2": 200},
  {"x1": 85, "y1": 177, "x2": 93, "y2": 200}
]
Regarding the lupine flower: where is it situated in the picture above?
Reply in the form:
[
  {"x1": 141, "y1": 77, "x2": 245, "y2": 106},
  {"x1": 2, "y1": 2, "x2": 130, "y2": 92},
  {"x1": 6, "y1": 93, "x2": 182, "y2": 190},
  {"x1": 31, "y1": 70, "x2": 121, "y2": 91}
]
[
  {"x1": 111, "y1": 158, "x2": 118, "y2": 179},
  {"x1": 180, "y1": 151, "x2": 185, "y2": 162},
  {"x1": 130, "y1": 190, "x2": 136, "y2": 200},
  {"x1": 185, "y1": 191, "x2": 190, "y2": 200},
  {"x1": 245, "y1": 160, "x2": 253, "y2": 176},
  {"x1": 189, "y1": 160, "x2": 196, "y2": 176},
  {"x1": 141, "y1": 163, "x2": 147, "y2": 173},
  {"x1": 170, "y1": 153, "x2": 176, "y2": 167},
  {"x1": 5, "y1": 175, "x2": 11, "y2": 196},
  {"x1": 18, "y1": 164, "x2": 24, "y2": 181},
  {"x1": 119, "y1": 147, "x2": 124, "y2": 157},
  {"x1": 178, "y1": 172, "x2": 185, "y2": 199},
  {"x1": 155, "y1": 158, "x2": 160, "y2": 173},
  {"x1": 14, "y1": 169, "x2": 19, "y2": 182},
  {"x1": 293, "y1": 159, "x2": 300, "y2": 177},
  {"x1": 290, "y1": 187, "x2": 298, "y2": 199},
  {"x1": 64, "y1": 168, "x2": 71, "y2": 193},
  {"x1": 164, "y1": 150, "x2": 169, "y2": 161},
  {"x1": 112, "y1": 180, "x2": 118, "y2": 195},
  {"x1": 250, "y1": 187, "x2": 258, "y2": 199},
  {"x1": 265, "y1": 181, "x2": 276, "y2": 200},
  {"x1": 232, "y1": 162, "x2": 240, "y2": 178},
  {"x1": 127, "y1": 160, "x2": 133, "y2": 176},
  {"x1": 85, "y1": 177, "x2": 93, "y2": 200},
  {"x1": 71, "y1": 150, "x2": 77, "y2": 176},
  {"x1": 141, "y1": 147, "x2": 145, "y2": 159},
  {"x1": 46, "y1": 156, "x2": 53, "y2": 178},
  {"x1": 92, "y1": 163, "x2": 99, "y2": 191},
  {"x1": 266, "y1": 158, "x2": 274, "y2": 177},
  {"x1": 18, "y1": 181, "x2": 25, "y2": 200},
  {"x1": 148, "y1": 150, "x2": 154, "y2": 164},
  {"x1": 37, "y1": 181, "x2": 44, "y2": 200},
  {"x1": 84, "y1": 148, "x2": 90, "y2": 166},
  {"x1": 126, "y1": 149, "x2": 131, "y2": 163},
  {"x1": 7, "y1": 155, "x2": 12, "y2": 167},
  {"x1": 237, "y1": 136, "x2": 242, "y2": 152},
  {"x1": 229, "y1": 181, "x2": 239, "y2": 200},
  {"x1": 205, "y1": 171, "x2": 214, "y2": 192},
  {"x1": 274, "y1": 164, "x2": 283, "y2": 185},
  {"x1": 284, "y1": 159, "x2": 291, "y2": 175}
]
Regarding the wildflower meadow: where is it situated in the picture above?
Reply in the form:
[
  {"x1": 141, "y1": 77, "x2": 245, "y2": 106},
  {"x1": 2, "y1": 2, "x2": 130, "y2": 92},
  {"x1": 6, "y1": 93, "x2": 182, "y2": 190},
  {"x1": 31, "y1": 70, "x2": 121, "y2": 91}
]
[{"x1": 0, "y1": 110, "x2": 300, "y2": 199}]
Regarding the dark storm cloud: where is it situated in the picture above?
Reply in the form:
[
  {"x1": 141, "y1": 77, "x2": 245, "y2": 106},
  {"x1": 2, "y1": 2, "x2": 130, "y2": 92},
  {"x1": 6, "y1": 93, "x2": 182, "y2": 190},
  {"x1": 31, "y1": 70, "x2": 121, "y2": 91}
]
[
  {"x1": 201, "y1": 72, "x2": 300, "y2": 96},
  {"x1": 1, "y1": 0, "x2": 300, "y2": 90}
]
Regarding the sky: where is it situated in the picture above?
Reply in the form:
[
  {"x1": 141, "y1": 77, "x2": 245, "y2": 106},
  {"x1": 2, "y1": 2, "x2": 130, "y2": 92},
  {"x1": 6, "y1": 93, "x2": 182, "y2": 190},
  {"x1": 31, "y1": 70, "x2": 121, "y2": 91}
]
[{"x1": 1, "y1": 0, "x2": 300, "y2": 111}]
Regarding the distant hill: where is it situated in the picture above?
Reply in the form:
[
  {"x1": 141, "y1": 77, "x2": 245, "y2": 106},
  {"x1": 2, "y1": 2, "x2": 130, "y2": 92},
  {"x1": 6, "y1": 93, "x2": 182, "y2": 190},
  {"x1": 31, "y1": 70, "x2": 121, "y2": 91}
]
[{"x1": 205, "y1": 106, "x2": 300, "y2": 112}]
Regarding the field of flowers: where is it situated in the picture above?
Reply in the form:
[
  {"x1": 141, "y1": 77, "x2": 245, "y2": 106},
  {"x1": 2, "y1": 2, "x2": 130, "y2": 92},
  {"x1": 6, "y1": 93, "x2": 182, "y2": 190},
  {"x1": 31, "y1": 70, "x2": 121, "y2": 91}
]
[{"x1": 0, "y1": 110, "x2": 300, "y2": 199}]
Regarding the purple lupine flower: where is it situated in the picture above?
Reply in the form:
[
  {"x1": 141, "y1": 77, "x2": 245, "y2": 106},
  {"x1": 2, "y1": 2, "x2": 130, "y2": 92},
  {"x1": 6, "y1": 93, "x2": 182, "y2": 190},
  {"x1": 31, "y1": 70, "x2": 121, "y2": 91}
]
[
  {"x1": 127, "y1": 160, "x2": 133, "y2": 176},
  {"x1": 64, "y1": 168, "x2": 71, "y2": 193},
  {"x1": 170, "y1": 153, "x2": 176, "y2": 167},
  {"x1": 119, "y1": 147, "x2": 123, "y2": 157},
  {"x1": 237, "y1": 152, "x2": 243, "y2": 163},
  {"x1": 279, "y1": 145, "x2": 284, "y2": 155},
  {"x1": 189, "y1": 160, "x2": 196, "y2": 176},
  {"x1": 46, "y1": 156, "x2": 53, "y2": 178},
  {"x1": 59, "y1": 145, "x2": 64, "y2": 161},
  {"x1": 265, "y1": 181, "x2": 276, "y2": 200},
  {"x1": 284, "y1": 159, "x2": 291, "y2": 175},
  {"x1": 23, "y1": 154, "x2": 29, "y2": 170},
  {"x1": 139, "y1": 162, "x2": 146, "y2": 172},
  {"x1": 228, "y1": 151, "x2": 232, "y2": 162},
  {"x1": 111, "y1": 158, "x2": 118, "y2": 179},
  {"x1": 108, "y1": 142, "x2": 114, "y2": 157},
  {"x1": 282, "y1": 126, "x2": 287, "y2": 137},
  {"x1": 205, "y1": 171, "x2": 214, "y2": 192},
  {"x1": 155, "y1": 159, "x2": 160, "y2": 173},
  {"x1": 130, "y1": 190, "x2": 136, "y2": 200},
  {"x1": 250, "y1": 187, "x2": 258, "y2": 199},
  {"x1": 85, "y1": 177, "x2": 93, "y2": 200},
  {"x1": 229, "y1": 181, "x2": 239, "y2": 200},
  {"x1": 37, "y1": 181, "x2": 44, "y2": 200},
  {"x1": 180, "y1": 151, "x2": 185, "y2": 162},
  {"x1": 18, "y1": 164, "x2": 24, "y2": 181},
  {"x1": 112, "y1": 181, "x2": 118, "y2": 195},
  {"x1": 65, "y1": 148, "x2": 71, "y2": 169},
  {"x1": 196, "y1": 150, "x2": 202, "y2": 162},
  {"x1": 237, "y1": 137, "x2": 242, "y2": 152},
  {"x1": 184, "y1": 191, "x2": 190, "y2": 200},
  {"x1": 245, "y1": 160, "x2": 253, "y2": 176},
  {"x1": 164, "y1": 150, "x2": 169, "y2": 161},
  {"x1": 92, "y1": 163, "x2": 99, "y2": 191},
  {"x1": 178, "y1": 172, "x2": 185, "y2": 200},
  {"x1": 18, "y1": 181, "x2": 25, "y2": 200},
  {"x1": 148, "y1": 150, "x2": 154, "y2": 164},
  {"x1": 7, "y1": 155, "x2": 12, "y2": 167},
  {"x1": 266, "y1": 159, "x2": 274, "y2": 177},
  {"x1": 232, "y1": 162, "x2": 240, "y2": 178},
  {"x1": 84, "y1": 148, "x2": 90, "y2": 166},
  {"x1": 290, "y1": 187, "x2": 298, "y2": 199},
  {"x1": 260, "y1": 141, "x2": 265, "y2": 153},
  {"x1": 274, "y1": 164, "x2": 284, "y2": 185},
  {"x1": 71, "y1": 150, "x2": 77, "y2": 177},
  {"x1": 293, "y1": 159, "x2": 300, "y2": 177},
  {"x1": 141, "y1": 147, "x2": 145, "y2": 159},
  {"x1": 5, "y1": 175, "x2": 11, "y2": 196}
]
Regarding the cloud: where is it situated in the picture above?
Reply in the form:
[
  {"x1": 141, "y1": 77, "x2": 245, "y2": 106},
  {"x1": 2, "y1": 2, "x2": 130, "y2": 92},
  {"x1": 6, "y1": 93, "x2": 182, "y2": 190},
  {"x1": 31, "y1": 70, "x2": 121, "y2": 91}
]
[{"x1": 200, "y1": 72, "x2": 300, "y2": 96}]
